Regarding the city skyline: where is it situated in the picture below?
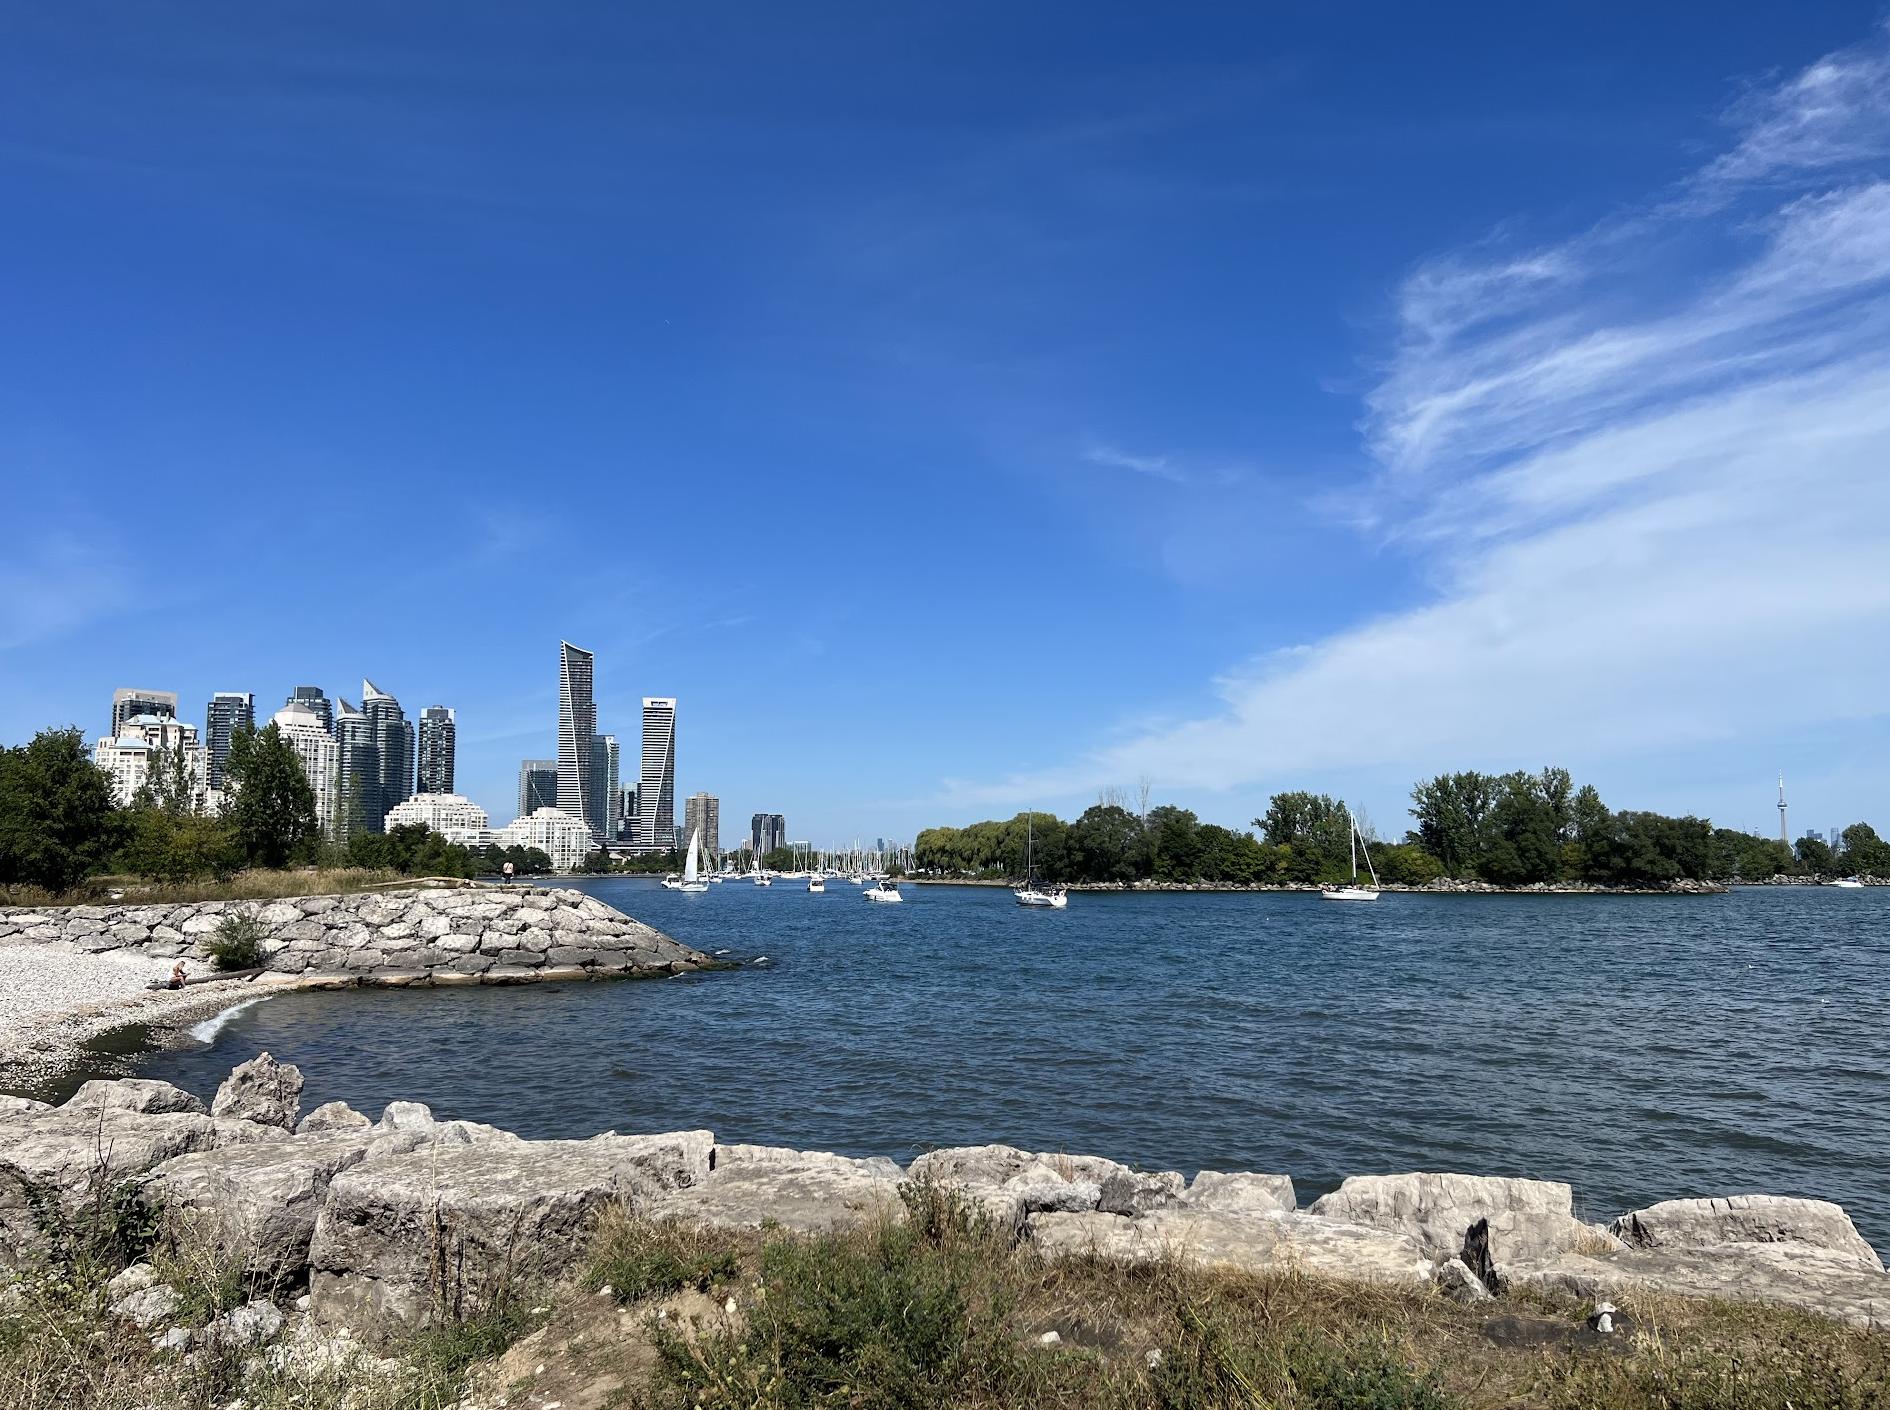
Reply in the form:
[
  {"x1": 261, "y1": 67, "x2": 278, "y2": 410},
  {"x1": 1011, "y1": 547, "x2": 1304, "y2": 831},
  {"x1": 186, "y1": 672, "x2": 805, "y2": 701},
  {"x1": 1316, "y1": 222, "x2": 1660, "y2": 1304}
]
[{"x1": 4, "y1": 9, "x2": 1888, "y2": 840}]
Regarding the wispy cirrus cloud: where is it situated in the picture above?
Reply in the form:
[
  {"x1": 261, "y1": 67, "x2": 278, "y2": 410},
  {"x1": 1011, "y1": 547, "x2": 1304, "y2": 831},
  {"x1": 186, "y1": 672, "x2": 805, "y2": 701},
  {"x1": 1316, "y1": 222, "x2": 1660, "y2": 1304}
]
[
  {"x1": 1081, "y1": 441, "x2": 1190, "y2": 483},
  {"x1": 947, "y1": 23, "x2": 1890, "y2": 817}
]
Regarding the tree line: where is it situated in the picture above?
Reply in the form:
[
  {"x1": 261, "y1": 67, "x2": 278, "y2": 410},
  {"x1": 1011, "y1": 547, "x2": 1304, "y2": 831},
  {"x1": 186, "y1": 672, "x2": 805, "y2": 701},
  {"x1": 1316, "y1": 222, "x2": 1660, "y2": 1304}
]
[
  {"x1": 0, "y1": 725, "x2": 549, "y2": 896},
  {"x1": 915, "y1": 767, "x2": 1890, "y2": 888}
]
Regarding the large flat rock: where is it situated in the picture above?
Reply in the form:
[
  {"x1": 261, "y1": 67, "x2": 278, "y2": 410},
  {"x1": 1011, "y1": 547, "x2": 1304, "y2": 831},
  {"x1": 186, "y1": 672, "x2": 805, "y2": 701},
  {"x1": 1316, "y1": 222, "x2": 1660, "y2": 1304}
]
[
  {"x1": 309, "y1": 1130, "x2": 711, "y2": 1337},
  {"x1": 0, "y1": 1107, "x2": 286, "y2": 1268},
  {"x1": 1506, "y1": 1241, "x2": 1890, "y2": 1330},
  {"x1": 643, "y1": 1144, "x2": 904, "y2": 1234},
  {"x1": 140, "y1": 1135, "x2": 373, "y2": 1287},
  {"x1": 1612, "y1": 1195, "x2": 1882, "y2": 1269},
  {"x1": 1307, "y1": 1171, "x2": 1610, "y2": 1261},
  {"x1": 1028, "y1": 1207, "x2": 1435, "y2": 1287}
]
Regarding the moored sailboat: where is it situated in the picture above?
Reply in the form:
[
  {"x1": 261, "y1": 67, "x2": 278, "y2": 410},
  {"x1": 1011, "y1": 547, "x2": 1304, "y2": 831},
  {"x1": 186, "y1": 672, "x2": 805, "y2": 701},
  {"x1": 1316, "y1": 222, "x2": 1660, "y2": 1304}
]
[
  {"x1": 1013, "y1": 812, "x2": 1068, "y2": 909},
  {"x1": 1321, "y1": 808, "x2": 1380, "y2": 902}
]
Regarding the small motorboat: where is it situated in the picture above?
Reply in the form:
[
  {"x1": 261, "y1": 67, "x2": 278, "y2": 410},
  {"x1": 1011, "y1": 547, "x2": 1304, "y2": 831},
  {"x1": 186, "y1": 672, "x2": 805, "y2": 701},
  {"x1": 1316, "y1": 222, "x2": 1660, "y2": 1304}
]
[
  {"x1": 1829, "y1": 877, "x2": 1866, "y2": 888},
  {"x1": 863, "y1": 880, "x2": 904, "y2": 903},
  {"x1": 807, "y1": 874, "x2": 826, "y2": 892}
]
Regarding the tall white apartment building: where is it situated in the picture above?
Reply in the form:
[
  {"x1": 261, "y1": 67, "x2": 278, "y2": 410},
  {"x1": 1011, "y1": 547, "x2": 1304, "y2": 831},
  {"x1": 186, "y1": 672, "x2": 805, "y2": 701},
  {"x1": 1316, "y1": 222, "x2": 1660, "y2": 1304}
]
[
  {"x1": 93, "y1": 714, "x2": 209, "y2": 810},
  {"x1": 270, "y1": 702, "x2": 339, "y2": 837}
]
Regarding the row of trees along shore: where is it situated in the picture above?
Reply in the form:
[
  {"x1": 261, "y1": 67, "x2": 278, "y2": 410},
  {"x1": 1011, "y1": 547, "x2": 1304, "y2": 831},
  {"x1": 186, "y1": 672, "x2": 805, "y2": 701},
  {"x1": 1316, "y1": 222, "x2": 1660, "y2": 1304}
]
[
  {"x1": 915, "y1": 768, "x2": 1890, "y2": 887},
  {"x1": 0, "y1": 725, "x2": 551, "y2": 897}
]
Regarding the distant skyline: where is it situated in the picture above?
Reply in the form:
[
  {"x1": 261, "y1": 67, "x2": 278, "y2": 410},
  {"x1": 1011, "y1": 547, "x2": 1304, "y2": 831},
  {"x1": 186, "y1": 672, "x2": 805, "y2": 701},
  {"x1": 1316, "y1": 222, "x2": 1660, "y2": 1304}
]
[{"x1": 3, "y1": 6, "x2": 1888, "y2": 841}]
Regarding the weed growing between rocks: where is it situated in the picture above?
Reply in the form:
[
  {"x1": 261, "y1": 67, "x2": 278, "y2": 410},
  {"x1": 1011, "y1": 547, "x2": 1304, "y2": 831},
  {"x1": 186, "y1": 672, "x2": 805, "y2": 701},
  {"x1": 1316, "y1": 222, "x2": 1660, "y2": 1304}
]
[
  {"x1": 586, "y1": 1208, "x2": 743, "y2": 1302},
  {"x1": 204, "y1": 909, "x2": 269, "y2": 971}
]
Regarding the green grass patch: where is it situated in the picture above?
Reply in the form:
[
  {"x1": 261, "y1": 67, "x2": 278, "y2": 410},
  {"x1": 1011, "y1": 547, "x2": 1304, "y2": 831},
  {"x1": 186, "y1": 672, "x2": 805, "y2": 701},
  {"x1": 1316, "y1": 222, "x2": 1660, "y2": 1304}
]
[{"x1": 585, "y1": 1209, "x2": 743, "y2": 1303}]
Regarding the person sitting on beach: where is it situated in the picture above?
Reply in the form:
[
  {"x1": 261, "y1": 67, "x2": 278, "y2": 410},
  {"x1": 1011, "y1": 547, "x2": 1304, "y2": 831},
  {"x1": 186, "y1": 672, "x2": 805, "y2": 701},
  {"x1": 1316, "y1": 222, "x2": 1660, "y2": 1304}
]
[{"x1": 169, "y1": 960, "x2": 188, "y2": 990}]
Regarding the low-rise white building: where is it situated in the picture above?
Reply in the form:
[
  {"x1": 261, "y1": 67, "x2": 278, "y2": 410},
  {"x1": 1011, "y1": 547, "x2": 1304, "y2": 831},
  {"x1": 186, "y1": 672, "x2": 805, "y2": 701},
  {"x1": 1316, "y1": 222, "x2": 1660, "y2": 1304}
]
[
  {"x1": 270, "y1": 703, "x2": 338, "y2": 837},
  {"x1": 384, "y1": 792, "x2": 490, "y2": 835},
  {"x1": 93, "y1": 714, "x2": 211, "y2": 811},
  {"x1": 495, "y1": 807, "x2": 597, "y2": 871}
]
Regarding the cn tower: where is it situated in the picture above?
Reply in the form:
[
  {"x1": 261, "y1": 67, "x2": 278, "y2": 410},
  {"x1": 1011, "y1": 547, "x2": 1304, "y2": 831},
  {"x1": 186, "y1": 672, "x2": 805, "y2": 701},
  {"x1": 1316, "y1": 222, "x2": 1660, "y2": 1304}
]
[{"x1": 1777, "y1": 772, "x2": 1789, "y2": 847}]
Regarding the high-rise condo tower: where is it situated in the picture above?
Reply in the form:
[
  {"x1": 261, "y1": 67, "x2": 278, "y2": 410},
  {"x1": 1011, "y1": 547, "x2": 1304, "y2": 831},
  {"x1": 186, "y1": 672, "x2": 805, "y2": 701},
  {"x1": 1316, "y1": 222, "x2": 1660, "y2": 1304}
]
[
  {"x1": 639, "y1": 697, "x2": 676, "y2": 851},
  {"x1": 557, "y1": 642, "x2": 598, "y2": 842},
  {"x1": 417, "y1": 706, "x2": 456, "y2": 794},
  {"x1": 203, "y1": 691, "x2": 254, "y2": 791}
]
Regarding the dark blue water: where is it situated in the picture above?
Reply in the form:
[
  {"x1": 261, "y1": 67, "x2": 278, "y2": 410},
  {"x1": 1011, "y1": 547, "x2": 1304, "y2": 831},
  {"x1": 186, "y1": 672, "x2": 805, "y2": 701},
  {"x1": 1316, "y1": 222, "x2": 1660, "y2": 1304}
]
[{"x1": 113, "y1": 881, "x2": 1890, "y2": 1244}]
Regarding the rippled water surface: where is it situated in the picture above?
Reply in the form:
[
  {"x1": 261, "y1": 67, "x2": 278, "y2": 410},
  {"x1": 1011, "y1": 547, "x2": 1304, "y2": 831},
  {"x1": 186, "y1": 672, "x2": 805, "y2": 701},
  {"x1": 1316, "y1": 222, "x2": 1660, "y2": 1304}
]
[{"x1": 117, "y1": 881, "x2": 1890, "y2": 1242}]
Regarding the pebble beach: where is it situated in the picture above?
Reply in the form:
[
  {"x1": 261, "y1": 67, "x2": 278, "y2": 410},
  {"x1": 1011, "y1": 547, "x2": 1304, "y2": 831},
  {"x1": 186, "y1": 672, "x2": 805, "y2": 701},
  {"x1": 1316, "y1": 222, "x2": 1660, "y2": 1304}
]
[{"x1": 0, "y1": 939, "x2": 262, "y2": 1094}]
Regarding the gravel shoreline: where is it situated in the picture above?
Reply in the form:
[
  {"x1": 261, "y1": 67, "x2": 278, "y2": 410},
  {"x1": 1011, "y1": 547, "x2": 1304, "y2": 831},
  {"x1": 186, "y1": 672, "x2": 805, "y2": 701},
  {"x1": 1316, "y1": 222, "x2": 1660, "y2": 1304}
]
[{"x1": 0, "y1": 939, "x2": 281, "y2": 1095}]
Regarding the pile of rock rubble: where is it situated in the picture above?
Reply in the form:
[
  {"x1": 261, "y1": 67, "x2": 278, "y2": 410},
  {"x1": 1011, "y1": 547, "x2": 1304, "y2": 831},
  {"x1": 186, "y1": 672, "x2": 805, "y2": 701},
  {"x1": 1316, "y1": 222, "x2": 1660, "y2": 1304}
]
[{"x1": 2, "y1": 1056, "x2": 1884, "y2": 1365}]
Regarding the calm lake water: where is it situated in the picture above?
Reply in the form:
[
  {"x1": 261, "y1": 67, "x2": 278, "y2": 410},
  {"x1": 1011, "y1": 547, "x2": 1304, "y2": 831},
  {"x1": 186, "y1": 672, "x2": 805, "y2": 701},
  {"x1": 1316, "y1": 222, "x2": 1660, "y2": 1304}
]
[{"x1": 88, "y1": 880, "x2": 1890, "y2": 1245}]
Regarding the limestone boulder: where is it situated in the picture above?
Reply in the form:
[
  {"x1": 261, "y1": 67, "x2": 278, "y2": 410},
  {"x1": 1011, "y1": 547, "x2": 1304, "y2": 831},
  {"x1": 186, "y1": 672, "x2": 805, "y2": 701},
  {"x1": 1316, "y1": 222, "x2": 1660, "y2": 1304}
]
[
  {"x1": 63, "y1": 1078, "x2": 206, "y2": 1116},
  {"x1": 1611, "y1": 1195, "x2": 1881, "y2": 1269},
  {"x1": 309, "y1": 1130, "x2": 713, "y2": 1336},
  {"x1": 295, "y1": 1102, "x2": 371, "y2": 1137},
  {"x1": 212, "y1": 1054, "x2": 304, "y2": 1130},
  {"x1": 140, "y1": 1135, "x2": 372, "y2": 1286},
  {"x1": 907, "y1": 1143, "x2": 1184, "y2": 1232},
  {"x1": 1307, "y1": 1172, "x2": 1603, "y2": 1262},
  {"x1": 1505, "y1": 1241, "x2": 1890, "y2": 1330},
  {"x1": 112, "y1": 1281, "x2": 184, "y2": 1330},
  {"x1": 1181, "y1": 1170, "x2": 1296, "y2": 1215},
  {"x1": 1028, "y1": 1207, "x2": 1434, "y2": 1287},
  {"x1": 0, "y1": 1097, "x2": 52, "y2": 1117},
  {"x1": 644, "y1": 1144, "x2": 904, "y2": 1234},
  {"x1": 0, "y1": 1108, "x2": 285, "y2": 1268}
]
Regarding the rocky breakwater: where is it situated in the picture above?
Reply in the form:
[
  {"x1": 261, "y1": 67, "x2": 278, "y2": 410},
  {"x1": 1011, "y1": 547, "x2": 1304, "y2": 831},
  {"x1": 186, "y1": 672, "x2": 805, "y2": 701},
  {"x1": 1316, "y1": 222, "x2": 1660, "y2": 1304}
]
[
  {"x1": 0, "y1": 884, "x2": 709, "y2": 986},
  {"x1": 4, "y1": 1060, "x2": 1887, "y2": 1356}
]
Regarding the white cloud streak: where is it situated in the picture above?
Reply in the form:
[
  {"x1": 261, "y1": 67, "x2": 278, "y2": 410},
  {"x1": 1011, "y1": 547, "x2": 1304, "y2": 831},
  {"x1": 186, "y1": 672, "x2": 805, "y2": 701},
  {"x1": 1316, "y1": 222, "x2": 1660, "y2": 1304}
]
[
  {"x1": 1081, "y1": 442, "x2": 1190, "y2": 483},
  {"x1": 949, "y1": 25, "x2": 1890, "y2": 816}
]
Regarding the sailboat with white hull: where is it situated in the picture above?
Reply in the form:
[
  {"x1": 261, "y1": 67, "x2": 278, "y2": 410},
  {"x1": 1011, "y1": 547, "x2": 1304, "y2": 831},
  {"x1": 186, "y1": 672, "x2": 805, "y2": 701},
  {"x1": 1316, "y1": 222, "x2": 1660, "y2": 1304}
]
[
  {"x1": 1321, "y1": 808, "x2": 1380, "y2": 902},
  {"x1": 1014, "y1": 813, "x2": 1068, "y2": 909},
  {"x1": 678, "y1": 829, "x2": 710, "y2": 894}
]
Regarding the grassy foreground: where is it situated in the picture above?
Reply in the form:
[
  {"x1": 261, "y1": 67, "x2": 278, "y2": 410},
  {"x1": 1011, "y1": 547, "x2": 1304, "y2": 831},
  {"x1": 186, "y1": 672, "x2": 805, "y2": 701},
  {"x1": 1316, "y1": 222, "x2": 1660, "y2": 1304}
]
[{"x1": 5, "y1": 1181, "x2": 1887, "y2": 1410}]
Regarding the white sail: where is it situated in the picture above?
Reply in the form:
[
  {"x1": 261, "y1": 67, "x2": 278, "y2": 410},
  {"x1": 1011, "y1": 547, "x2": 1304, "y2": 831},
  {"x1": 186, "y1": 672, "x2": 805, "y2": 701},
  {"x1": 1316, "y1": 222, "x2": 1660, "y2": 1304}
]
[{"x1": 683, "y1": 829, "x2": 701, "y2": 884}]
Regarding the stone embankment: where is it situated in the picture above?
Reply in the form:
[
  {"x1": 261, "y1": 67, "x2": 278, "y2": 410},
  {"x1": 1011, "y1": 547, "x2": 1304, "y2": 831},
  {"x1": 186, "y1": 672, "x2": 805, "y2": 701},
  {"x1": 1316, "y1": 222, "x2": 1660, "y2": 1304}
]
[
  {"x1": 0, "y1": 884, "x2": 709, "y2": 986},
  {"x1": 2, "y1": 1057, "x2": 1884, "y2": 1355}
]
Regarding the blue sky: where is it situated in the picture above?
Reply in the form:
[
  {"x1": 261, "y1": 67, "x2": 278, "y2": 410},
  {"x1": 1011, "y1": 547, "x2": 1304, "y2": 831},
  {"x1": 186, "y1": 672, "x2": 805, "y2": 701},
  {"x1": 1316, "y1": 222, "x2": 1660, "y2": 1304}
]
[{"x1": 4, "y1": 4, "x2": 1889, "y2": 844}]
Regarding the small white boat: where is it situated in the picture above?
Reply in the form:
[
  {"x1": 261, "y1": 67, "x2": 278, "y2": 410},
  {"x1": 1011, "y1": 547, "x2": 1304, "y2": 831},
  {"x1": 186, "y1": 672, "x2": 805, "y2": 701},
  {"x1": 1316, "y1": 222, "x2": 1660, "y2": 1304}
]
[
  {"x1": 807, "y1": 873, "x2": 826, "y2": 893},
  {"x1": 864, "y1": 880, "x2": 904, "y2": 903},
  {"x1": 659, "y1": 874, "x2": 682, "y2": 891},
  {"x1": 1320, "y1": 808, "x2": 1381, "y2": 902},
  {"x1": 678, "y1": 830, "x2": 710, "y2": 893},
  {"x1": 1013, "y1": 813, "x2": 1068, "y2": 908},
  {"x1": 753, "y1": 873, "x2": 773, "y2": 887},
  {"x1": 1014, "y1": 887, "x2": 1067, "y2": 909},
  {"x1": 1829, "y1": 878, "x2": 1866, "y2": 888}
]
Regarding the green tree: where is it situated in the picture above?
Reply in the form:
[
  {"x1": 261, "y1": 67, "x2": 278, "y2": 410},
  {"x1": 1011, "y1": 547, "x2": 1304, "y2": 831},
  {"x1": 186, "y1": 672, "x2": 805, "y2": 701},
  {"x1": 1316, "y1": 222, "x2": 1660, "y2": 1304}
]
[
  {"x1": 1146, "y1": 805, "x2": 1204, "y2": 881},
  {"x1": 224, "y1": 722, "x2": 320, "y2": 869},
  {"x1": 1068, "y1": 804, "x2": 1149, "y2": 883},
  {"x1": 119, "y1": 809, "x2": 242, "y2": 885},
  {"x1": 1408, "y1": 772, "x2": 1499, "y2": 877},
  {"x1": 1795, "y1": 835, "x2": 1836, "y2": 876},
  {"x1": 1481, "y1": 772, "x2": 1562, "y2": 885},
  {"x1": 1839, "y1": 823, "x2": 1890, "y2": 877},
  {"x1": 0, "y1": 727, "x2": 122, "y2": 893}
]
